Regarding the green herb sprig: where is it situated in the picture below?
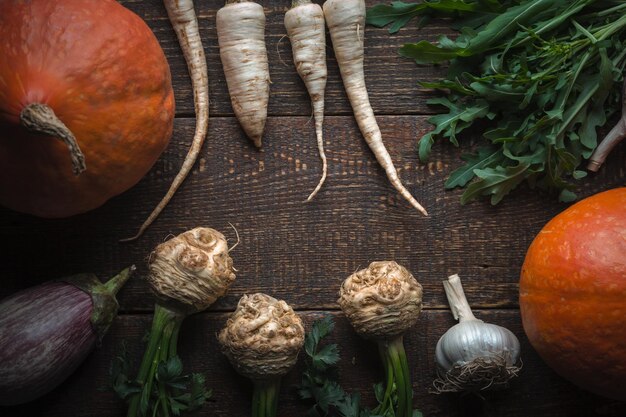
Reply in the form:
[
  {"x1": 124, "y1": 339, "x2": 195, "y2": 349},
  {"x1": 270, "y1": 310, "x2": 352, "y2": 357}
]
[
  {"x1": 110, "y1": 342, "x2": 211, "y2": 416},
  {"x1": 298, "y1": 317, "x2": 423, "y2": 417},
  {"x1": 368, "y1": 0, "x2": 626, "y2": 204}
]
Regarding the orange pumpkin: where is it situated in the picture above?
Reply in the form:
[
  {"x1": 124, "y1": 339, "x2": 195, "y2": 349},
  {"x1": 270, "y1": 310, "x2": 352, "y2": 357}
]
[
  {"x1": 520, "y1": 188, "x2": 626, "y2": 400},
  {"x1": 0, "y1": 0, "x2": 174, "y2": 217}
]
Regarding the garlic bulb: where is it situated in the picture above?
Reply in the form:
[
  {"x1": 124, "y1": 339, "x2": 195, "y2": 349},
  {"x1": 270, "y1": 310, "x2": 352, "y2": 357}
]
[
  {"x1": 433, "y1": 274, "x2": 521, "y2": 393},
  {"x1": 338, "y1": 261, "x2": 423, "y2": 339},
  {"x1": 218, "y1": 293, "x2": 305, "y2": 381},
  {"x1": 149, "y1": 227, "x2": 236, "y2": 314}
]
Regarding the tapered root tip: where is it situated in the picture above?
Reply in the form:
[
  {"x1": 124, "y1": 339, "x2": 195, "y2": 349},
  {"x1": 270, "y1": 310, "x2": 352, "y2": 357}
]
[
  {"x1": 401, "y1": 189, "x2": 429, "y2": 216},
  {"x1": 416, "y1": 205, "x2": 429, "y2": 216},
  {"x1": 119, "y1": 228, "x2": 146, "y2": 243},
  {"x1": 305, "y1": 173, "x2": 326, "y2": 202},
  {"x1": 252, "y1": 137, "x2": 262, "y2": 148}
]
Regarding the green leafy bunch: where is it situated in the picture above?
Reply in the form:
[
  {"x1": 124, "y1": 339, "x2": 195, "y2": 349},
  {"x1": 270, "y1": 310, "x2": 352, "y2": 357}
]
[
  {"x1": 298, "y1": 316, "x2": 422, "y2": 417},
  {"x1": 110, "y1": 342, "x2": 211, "y2": 417},
  {"x1": 368, "y1": 0, "x2": 626, "y2": 204}
]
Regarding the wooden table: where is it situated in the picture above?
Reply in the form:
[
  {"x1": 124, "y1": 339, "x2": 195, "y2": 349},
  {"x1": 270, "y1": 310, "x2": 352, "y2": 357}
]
[{"x1": 1, "y1": 1, "x2": 625, "y2": 416}]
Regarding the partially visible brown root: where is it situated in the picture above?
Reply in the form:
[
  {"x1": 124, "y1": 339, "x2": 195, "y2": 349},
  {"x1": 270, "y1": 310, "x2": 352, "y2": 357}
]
[{"x1": 431, "y1": 354, "x2": 522, "y2": 394}]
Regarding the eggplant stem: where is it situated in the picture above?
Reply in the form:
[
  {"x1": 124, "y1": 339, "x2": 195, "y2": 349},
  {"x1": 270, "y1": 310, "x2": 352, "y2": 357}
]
[
  {"x1": 103, "y1": 265, "x2": 136, "y2": 296},
  {"x1": 443, "y1": 274, "x2": 478, "y2": 322}
]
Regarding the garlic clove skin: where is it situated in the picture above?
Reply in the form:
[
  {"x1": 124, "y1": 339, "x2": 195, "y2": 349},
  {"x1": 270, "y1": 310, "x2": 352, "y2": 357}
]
[
  {"x1": 338, "y1": 261, "x2": 423, "y2": 340},
  {"x1": 435, "y1": 319, "x2": 521, "y2": 371},
  {"x1": 149, "y1": 227, "x2": 236, "y2": 314},
  {"x1": 218, "y1": 293, "x2": 305, "y2": 381}
]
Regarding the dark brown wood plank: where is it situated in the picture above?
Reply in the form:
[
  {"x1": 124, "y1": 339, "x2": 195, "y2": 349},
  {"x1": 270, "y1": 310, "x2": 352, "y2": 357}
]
[
  {"x1": 0, "y1": 116, "x2": 623, "y2": 312},
  {"x1": 117, "y1": 0, "x2": 451, "y2": 117},
  {"x1": 3, "y1": 310, "x2": 625, "y2": 417}
]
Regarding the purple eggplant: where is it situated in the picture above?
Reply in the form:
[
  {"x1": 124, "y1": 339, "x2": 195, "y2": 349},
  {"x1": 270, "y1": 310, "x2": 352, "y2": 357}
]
[{"x1": 0, "y1": 266, "x2": 135, "y2": 405}]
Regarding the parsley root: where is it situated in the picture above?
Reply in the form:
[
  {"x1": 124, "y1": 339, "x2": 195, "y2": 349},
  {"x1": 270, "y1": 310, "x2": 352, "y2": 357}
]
[
  {"x1": 285, "y1": 0, "x2": 328, "y2": 201},
  {"x1": 217, "y1": 0, "x2": 270, "y2": 148},
  {"x1": 123, "y1": 0, "x2": 209, "y2": 241},
  {"x1": 588, "y1": 78, "x2": 626, "y2": 172},
  {"x1": 324, "y1": 0, "x2": 427, "y2": 215}
]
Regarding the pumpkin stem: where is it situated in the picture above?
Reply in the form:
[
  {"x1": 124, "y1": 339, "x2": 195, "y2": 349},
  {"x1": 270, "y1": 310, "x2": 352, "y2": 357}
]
[{"x1": 20, "y1": 103, "x2": 86, "y2": 175}]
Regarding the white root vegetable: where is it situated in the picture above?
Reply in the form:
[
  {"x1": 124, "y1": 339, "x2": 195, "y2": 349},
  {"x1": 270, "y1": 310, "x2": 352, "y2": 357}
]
[
  {"x1": 123, "y1": 0, "x2": 209, "y2": 242},
  {"x1": 323, "y1": 0, "x2": 428, "y2": 215},
  {"x1": 217, "y1": 0, "x2": 270, "y2": 148},
  {"x1": 285, "y1": 0, "x2": 328, "y2": 201}
]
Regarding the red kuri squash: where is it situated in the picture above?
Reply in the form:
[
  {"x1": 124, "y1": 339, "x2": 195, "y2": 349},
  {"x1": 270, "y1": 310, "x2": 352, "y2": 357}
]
[
  {"x1": 520, "y1": 187, "x2": 626, "y2": 400},
  {"x1": 0, "y1": 0, "x2": 174, "y2": 217}
]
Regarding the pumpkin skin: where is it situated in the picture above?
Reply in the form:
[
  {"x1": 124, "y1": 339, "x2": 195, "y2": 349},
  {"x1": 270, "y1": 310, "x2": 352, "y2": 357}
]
[
  {"x1": 0, "y1": 0, "x2": 174, "y2": 217},
  {"x1": 520, "y1": 188, "x2": 626, "y2": 400}
]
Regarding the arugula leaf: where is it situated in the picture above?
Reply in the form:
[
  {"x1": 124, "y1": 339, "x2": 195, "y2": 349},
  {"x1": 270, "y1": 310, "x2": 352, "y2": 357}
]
[
  {"x1": 369, "y1": 0, "x2": 626, "y2": 204},
  {"x1": 400, "y1": 40, "x2": 463, "y2": 64},
  {"x1": 559, "y1": 188, "x2": 578, "y2": 202},
  {"x1": 445, "y1": 147, "x2": 503, "y2": 188},
  {"x1": 367, "y1": 1, "x2": 484, "y2": 34},
  {"x1": 419, "y1": 97, "x2": 494, "y2": 160},
  {"x1": 578, "y1": 47, "x2": 615, "y2": 155},
  {"x1": 461, "y1": 163, "x2": 530, "y2": 204}
]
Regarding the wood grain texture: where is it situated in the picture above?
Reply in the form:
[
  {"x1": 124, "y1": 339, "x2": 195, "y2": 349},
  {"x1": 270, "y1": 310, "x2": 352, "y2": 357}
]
[
  {"x1": 118, "y1": 0, "x2": 451, "y2": 117},
  {"x1": 1, "y1": 117, "x2": 622, "y2": 313},
  {"x1": 1, "y1": 0, "x2": 625, "y2": 416},
  {"x1": 4, "y1": 311, "x2": 625, "y2": 417}
]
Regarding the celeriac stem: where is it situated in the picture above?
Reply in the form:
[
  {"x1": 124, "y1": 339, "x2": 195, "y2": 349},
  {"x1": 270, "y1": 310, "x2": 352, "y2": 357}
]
[
  {"x1": 252, "y1": 379, "x2": 281, "y2": 417},
  {"x1": 378, "y1": 336, "x2": 413, "y2": 417},
  {"x1": 373, "y1": 344, "x2": 393, "y2": 414},
  {"x1": 127, "y1": 304, "x2": 185, "y2": 417}
]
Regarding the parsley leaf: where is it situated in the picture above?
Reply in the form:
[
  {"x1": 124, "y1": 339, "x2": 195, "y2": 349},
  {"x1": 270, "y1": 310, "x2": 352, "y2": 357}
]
[
  {"x1": 110, "y1": 347, "x2": 211, "y2": 417},
  {"x1": 297, "y1": 317, "x2": 422, "y2": 417}
]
